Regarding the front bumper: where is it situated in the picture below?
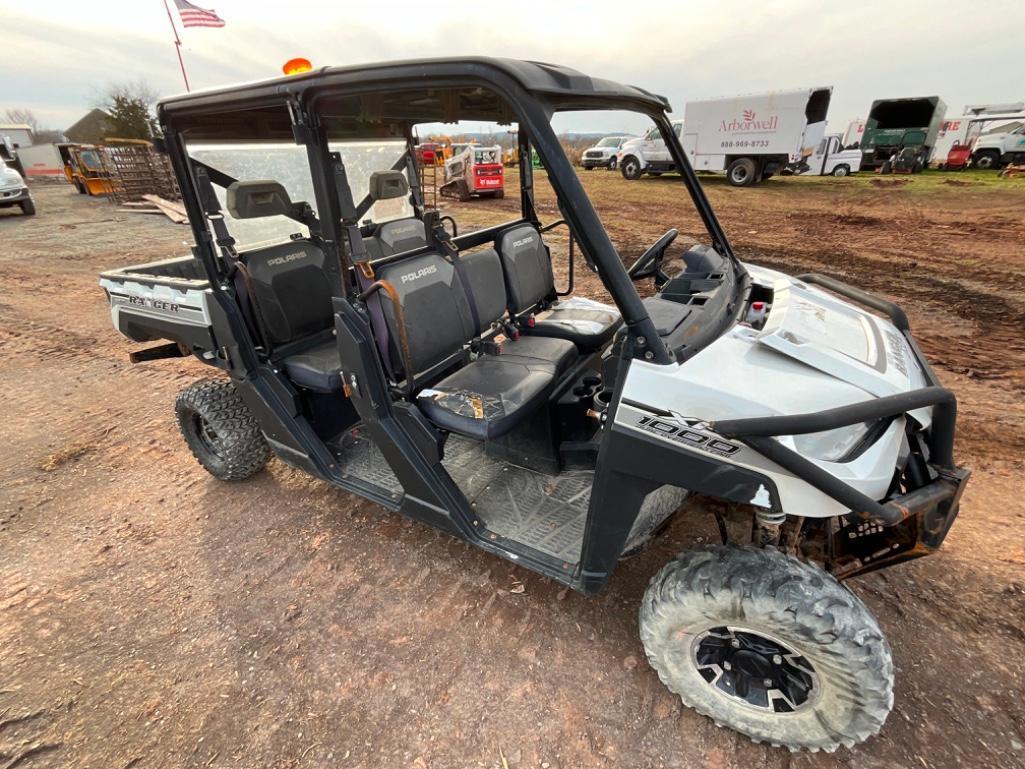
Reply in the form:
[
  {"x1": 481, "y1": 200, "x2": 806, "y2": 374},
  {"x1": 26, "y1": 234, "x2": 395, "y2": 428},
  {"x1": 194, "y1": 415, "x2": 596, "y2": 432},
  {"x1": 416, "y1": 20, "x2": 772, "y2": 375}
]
[
  {"x1": 712, "y1": 273, "x2": 969, "y2": 574},
  {"x1": 0, "y1": 186, "x2": 30, "y2": 205},
  {"x1": 582, "y1": 155, "x2": 613, "y2": 168}
]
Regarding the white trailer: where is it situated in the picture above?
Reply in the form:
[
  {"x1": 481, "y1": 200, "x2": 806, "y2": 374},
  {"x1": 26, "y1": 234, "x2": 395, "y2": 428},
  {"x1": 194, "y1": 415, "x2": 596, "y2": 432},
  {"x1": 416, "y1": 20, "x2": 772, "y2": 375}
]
[
  {"x1": 616, "y1": 87, "x2": 832, "y2": 186},
  {"x1": 16, "y1": 143, "x2": 66, "y2": 180}
]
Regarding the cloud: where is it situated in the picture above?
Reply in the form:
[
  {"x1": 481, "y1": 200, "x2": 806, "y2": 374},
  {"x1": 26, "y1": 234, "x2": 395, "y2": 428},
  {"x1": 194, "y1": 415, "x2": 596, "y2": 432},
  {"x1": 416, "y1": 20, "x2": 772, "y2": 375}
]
[{"x1": 1, "y1": 0, "x2": 1022, "y2": 132}]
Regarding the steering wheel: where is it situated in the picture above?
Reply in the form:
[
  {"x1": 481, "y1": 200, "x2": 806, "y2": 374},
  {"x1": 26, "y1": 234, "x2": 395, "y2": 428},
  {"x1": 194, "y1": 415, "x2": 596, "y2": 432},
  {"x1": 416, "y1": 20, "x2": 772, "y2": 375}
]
[{"x1": 628, "y1": 228, "x2": 678, "y2": 282}]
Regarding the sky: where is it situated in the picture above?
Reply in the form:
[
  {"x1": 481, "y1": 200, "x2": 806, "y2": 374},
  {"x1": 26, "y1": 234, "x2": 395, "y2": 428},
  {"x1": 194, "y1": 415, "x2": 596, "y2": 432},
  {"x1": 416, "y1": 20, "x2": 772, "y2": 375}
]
[{"x1": 2, "y1": 0, "x2": 1023, "y2": 136}]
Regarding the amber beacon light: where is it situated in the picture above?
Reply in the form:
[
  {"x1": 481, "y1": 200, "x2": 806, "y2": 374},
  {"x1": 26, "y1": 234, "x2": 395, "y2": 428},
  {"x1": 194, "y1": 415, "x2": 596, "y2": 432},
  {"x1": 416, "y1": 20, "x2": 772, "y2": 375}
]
[{"x1": 282, "y1": 58, "x2": 313, "y2": 76}]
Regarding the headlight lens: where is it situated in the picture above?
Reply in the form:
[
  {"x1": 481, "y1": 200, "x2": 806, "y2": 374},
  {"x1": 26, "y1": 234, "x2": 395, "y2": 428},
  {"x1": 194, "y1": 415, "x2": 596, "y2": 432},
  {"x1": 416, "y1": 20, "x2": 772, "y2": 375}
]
[{"x1": 792, "y1": 421, "x2": 877, "y2": 462}]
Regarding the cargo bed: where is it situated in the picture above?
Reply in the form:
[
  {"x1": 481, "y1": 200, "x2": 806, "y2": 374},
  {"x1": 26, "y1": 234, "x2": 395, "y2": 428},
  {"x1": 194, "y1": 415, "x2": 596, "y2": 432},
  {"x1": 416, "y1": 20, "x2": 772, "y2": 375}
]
[{"x1": 99, "y1": 255, "x2": 219, "y2": 355}]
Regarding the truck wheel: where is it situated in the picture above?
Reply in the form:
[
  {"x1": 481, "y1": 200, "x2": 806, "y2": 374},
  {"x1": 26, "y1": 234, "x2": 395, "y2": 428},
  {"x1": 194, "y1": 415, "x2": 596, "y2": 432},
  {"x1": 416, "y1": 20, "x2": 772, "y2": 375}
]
[
  {"x1": 175, "y1": 378, "x2": 270, "y2": 481},
  {"x1": 493, "y1": 188, "x2": 505, "y2": 199},
  {"x1": 621, "y1": 156, "x2": 642, "y2": 180},
  {"x1": 972, "y1": 151, "x2": 999, "y2": 170},
  {"x1": 608, "y1": 156, "x2": 618, "y2": 171},
  {"x1": 640, "y1": 545, "x2": 893, "y2": 752},
  {"x1": 727, "y1": 158, "x2": 758, "y2": 187},
  {"x1": 19, "y1": 200, "x2": 36, "y2": 216},
  {"x1": 831, "y1": 164, "x2": 850, "y2": 177},
  {"x1": 74, "y1": 180, "x2": 86, "y2": 194}
]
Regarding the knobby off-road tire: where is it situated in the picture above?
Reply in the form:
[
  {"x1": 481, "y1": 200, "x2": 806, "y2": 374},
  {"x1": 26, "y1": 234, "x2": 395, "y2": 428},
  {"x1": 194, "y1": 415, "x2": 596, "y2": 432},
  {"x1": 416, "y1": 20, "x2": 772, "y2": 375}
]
[
  {"x1": 640, "y1": 545, "x2": 893, "y2": 752},
  {"x1": 175, "y1": 378, "x2": 270, "y2": 481}
]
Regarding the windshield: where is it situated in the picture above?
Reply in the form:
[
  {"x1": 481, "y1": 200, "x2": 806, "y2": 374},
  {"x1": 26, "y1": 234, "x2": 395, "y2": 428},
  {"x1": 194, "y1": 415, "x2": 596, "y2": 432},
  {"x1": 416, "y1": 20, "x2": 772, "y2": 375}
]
[
  {"x1": 597, "y1": 137, "x2": 620, "y2": 147},
  {"x1": 187, "y1": 139, "x2": 412, "y2": 249}
]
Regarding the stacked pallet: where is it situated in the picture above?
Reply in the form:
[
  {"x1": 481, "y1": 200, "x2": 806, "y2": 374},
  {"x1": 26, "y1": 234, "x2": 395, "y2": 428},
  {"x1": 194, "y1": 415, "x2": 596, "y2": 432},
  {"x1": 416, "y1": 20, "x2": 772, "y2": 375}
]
[
  {"x1": 117, "y1": 195, "x2": 188, "y2": 224},
  {"x1": 102, "y1": 143, "x2": 181, "y2": 205}
]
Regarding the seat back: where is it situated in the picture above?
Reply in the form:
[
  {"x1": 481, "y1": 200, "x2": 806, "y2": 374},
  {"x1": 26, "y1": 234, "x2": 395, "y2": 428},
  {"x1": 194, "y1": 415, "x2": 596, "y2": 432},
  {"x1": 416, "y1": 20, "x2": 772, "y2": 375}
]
[
  {"x1": 496, "y1": 224, "x2": 555, "y2": 314},
  {"x1": 375, "y1": 252, "x2": 476, "y2": 375},
  {"x1": 364, "y1": 217, "x2": 428, "y2": 261},
  {"x1": 241, "y1": 239, "x2": 334, "y2": 348},
  {"x1": 456, "y1": 248, "x2": 507, "y2": 336}
]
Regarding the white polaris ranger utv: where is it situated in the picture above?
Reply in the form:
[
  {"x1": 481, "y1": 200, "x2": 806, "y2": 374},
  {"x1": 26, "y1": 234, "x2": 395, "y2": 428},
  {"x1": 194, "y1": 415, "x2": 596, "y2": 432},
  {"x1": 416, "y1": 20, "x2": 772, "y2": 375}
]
[{"x1": 99, "y1": 58, "x2": 968, "y2": 752}]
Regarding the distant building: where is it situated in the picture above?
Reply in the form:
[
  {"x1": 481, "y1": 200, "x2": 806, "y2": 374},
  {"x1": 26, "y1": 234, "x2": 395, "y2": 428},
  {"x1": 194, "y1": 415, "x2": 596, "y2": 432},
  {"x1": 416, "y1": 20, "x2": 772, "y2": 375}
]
[
  {"x1": 65, "y1": 108, "x2": 114, "y2": 144},
  {"x1": 0, "y1": 123, "x2": 34, "y2": 149}
]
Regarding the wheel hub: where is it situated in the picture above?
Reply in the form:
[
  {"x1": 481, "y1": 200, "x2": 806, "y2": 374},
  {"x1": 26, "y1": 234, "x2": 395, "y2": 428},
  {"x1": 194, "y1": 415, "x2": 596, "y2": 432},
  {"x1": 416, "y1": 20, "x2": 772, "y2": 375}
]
[
  {"x1": 192, "y1": 413, "x2": 223, "y2": 458},
  {"x1": 692, "y1": 626, "x2": 817, "y2": 713}
]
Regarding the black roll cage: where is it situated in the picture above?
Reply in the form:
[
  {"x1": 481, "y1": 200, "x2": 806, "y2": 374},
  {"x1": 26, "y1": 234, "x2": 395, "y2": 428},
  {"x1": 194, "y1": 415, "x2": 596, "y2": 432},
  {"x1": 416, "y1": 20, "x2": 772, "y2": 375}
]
[{"x1": 159, "y1": 59, "x2": 748, "y2": 367}]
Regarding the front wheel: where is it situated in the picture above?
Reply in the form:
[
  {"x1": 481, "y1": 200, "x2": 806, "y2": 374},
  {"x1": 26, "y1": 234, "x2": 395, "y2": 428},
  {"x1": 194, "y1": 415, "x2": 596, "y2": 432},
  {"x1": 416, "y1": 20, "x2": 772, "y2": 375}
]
[
  {"x1": 973, "y1": 151, "x2": 999, "y2": 170},
  {"x1": 19, "y1": 199, "x2": 35, "y2": 216},
  {"x1": 620, "y1": 156, "x2": 642, "y2": 180},
  {"x1": 640, "y1": 545, "x2": 893, "y2": 752},
  {"x1": 608, "y1": 156, "x2": 618, "y2": 171},
  {"x1": 175, "y1": 378, "x2": 270, "y2": 481},
  {"x1": 832, "y1": 164, "x2": 850, "y2": 177}
]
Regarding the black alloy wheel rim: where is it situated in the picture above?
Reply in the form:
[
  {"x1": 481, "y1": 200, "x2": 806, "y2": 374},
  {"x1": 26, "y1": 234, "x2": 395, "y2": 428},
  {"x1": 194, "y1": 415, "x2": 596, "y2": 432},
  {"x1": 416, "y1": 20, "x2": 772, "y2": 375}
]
[
  {"x1": 692, "y1": 626, "x2": 818, "y2": 713},
  {"x1": 192, "y1": 413, "x2": 223, "y2": 458}
]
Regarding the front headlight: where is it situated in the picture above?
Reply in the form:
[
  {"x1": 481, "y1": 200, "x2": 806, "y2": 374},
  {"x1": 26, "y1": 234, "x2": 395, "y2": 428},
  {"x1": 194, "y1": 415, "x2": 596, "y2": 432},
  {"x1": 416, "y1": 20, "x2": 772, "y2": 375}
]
[{"x1": 792, "y1": 421, "x2": 877, "y2": 462}]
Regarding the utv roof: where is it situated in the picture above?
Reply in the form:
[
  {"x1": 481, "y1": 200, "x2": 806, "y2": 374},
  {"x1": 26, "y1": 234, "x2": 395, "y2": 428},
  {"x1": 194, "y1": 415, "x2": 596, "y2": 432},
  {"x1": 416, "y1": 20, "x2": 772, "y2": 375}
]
[{"x1": 158, "y1": 57, "x2": 671, "y2": 116}]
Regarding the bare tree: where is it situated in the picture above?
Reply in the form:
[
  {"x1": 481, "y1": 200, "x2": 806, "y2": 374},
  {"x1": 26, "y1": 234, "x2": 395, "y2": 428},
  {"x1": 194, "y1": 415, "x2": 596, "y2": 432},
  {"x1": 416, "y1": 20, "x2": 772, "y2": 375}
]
[{"x1": 3, "y1": 108, "x2": 41, "y2": 132}]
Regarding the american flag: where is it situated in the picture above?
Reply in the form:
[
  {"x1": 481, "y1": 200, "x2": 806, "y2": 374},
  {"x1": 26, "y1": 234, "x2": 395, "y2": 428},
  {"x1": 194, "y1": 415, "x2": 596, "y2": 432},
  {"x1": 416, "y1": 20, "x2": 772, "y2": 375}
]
[{"x1": 174, "y1": 0, "x2": 225, "y2": 28}]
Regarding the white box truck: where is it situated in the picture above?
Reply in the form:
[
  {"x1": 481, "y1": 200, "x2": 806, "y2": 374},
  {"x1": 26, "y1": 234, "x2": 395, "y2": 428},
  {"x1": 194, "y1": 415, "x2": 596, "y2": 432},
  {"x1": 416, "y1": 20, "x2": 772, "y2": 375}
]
[{"x1": 617, "y1": 87, "x2": 832, "y2": 186}]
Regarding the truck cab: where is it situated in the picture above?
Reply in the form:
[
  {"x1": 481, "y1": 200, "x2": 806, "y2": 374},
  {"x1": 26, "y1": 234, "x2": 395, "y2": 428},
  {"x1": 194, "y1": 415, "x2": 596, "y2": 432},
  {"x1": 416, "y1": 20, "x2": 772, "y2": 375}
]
[
  {"x1": 972, "y1": 124, "x2": 1025, "y2": 169},
  {"x1": 796, "y1": 133, "x2": 862, "y2": 176},
  {"x1": 616, "y1": 121, "x2": 682, "y2": 179}
]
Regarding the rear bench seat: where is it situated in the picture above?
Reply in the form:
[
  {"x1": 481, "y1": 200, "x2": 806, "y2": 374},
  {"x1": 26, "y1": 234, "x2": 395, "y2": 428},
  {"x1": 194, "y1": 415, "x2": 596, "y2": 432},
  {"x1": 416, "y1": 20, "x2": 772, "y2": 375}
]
[{"x1": 496, "y1": 223, "x2": 621, "y2": 352}]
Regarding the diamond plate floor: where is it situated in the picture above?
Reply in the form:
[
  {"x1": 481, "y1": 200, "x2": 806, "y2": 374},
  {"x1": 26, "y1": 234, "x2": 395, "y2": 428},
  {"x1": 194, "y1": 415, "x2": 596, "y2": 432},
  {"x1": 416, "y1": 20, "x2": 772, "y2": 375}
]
[{"x1": 333, "y1": 431, "x2": 592, "y2": 564}]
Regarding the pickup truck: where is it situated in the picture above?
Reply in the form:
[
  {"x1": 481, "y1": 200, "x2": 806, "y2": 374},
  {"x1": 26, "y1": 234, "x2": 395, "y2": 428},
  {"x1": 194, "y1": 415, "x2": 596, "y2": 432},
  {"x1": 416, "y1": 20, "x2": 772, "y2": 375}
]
[{"x1": 0, "y1": 157, "x2": 34, "y2": 216}]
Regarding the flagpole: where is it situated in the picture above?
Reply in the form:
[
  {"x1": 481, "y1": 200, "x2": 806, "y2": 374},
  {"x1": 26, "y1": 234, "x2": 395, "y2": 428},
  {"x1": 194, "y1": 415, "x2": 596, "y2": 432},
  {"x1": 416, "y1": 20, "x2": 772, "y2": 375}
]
[{"x1": 162, "y1": 0, "x2": 191, "y2": 92}]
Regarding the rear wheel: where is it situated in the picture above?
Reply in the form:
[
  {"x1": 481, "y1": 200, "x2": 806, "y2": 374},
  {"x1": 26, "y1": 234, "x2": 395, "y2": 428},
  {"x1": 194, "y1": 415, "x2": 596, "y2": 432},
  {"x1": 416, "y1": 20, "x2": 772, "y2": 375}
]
[
  {"x1": 175, "y1": 378, "x2": 270, "y2": 481},
  {"x1": 727, "y1": 158, "x2": 758, "y2": 187},
  {"x1": 640, "y1": 545, "x2": 893, "y2": 752},
  {"x1": 621, "y1": 156, "x2": 642, "y2": 180},
  {"x1": 19, "y1": 199, "x2": 35, "y2": 216},
  {"x1": 493, "y1": 188, "x2": 505, "y2": 199},
  {"x1": 831, "y1": 164, "x2": 850, "y2": 177}
]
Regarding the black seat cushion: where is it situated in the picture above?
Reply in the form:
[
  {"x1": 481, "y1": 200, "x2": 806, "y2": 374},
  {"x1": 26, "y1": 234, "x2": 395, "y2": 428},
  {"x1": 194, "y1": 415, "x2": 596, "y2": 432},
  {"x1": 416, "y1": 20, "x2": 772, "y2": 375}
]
[
  {"x1": 417, "y1": 356, "x2": 557, "y2": 440},
  {"x1": 527, "y1": 297, "x2": 622, "y2": 352},
  {"x1": 499, "y1": 334, "x2": 576, "y2": 374},
  {"x1": 282, "y1": 341, "x2": 342, "y2": 392}
]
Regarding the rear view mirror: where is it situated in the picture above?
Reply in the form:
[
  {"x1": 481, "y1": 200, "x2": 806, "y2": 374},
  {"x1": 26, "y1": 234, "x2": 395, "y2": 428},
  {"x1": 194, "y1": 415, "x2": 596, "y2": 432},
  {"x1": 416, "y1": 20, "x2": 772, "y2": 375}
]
[{"x1": 226, "y1": 180, "x2": 295, "y2": 219}]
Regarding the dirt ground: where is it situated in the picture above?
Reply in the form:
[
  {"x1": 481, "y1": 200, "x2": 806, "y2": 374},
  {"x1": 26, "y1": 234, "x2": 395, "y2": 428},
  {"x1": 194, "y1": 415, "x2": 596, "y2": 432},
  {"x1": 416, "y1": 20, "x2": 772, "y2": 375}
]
[{"x1": 2, "y1": 171, "x2": 1024, "y2": 769}]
